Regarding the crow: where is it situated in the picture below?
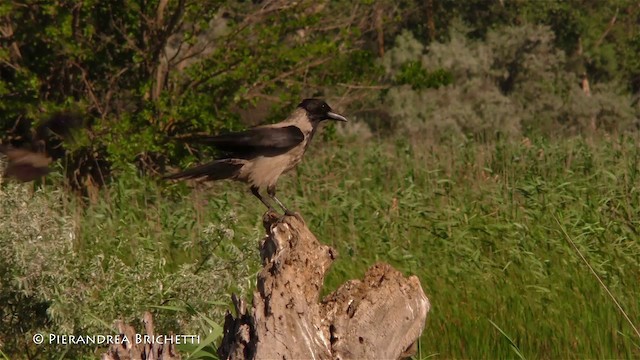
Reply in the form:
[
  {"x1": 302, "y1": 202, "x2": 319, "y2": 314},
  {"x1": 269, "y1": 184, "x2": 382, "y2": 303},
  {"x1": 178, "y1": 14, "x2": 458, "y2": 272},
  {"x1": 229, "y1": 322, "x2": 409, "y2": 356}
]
[{"x1": 165, "y1": 98, "x2": 347, "y2": 214}]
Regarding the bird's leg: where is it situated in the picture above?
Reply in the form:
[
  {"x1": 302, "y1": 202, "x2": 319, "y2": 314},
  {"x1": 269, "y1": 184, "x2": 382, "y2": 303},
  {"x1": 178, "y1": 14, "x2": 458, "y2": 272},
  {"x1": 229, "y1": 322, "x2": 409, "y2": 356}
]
[
  {"x1": 251, "y1": 186, "x2": 276, "y2": 213},
  {"x1": 266, "y1": 185, "x2": 293, "y2": 215},
  {"x1": 267, "y1": 185, "x2": 305, "y2": 224}
]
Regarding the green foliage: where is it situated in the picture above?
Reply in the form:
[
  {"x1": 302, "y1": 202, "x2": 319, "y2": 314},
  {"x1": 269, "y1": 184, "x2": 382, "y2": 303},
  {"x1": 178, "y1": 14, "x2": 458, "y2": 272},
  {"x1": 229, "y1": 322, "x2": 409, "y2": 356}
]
[
  {"x1": 0, "y1": 178, "x2": 75, "y2": 357},
  {"x1": 2, "y1": 0, "x2": 640, "y2": 179},
  {"x1": 395, "y1": 61, "x2": 453, "y2": 90},
  {"x1": 379, "y1": 24, "x2": 638, "y2": 142},
  {"x1": 437, "y1": 0, "x2": 640, "y2": 92},
  {"x1": 3, "y1": 2, "x2": 640, "y2": 359},
  {"x1": 0, "y1": 165, "x2": 257, "y2": 358},
  {"x1": 0, "y1": 0, "x2": 381, "y2": 175},
  {"x1": 293, "y1": 134, "x2": 640, "y2": 359},
  {"x1": 3, "y1": 132, "x2": 640, "y2": 358}
]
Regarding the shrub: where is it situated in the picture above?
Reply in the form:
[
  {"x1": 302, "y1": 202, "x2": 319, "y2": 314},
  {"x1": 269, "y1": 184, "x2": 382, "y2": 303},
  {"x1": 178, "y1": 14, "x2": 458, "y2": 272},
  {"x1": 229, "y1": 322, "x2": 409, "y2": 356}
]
[
  {"x1": 379, "y1": 23, "x2": 638, "y2": 141},
  {"x1": 0, "y1": 167, "x2": 256, "y2": 358}
]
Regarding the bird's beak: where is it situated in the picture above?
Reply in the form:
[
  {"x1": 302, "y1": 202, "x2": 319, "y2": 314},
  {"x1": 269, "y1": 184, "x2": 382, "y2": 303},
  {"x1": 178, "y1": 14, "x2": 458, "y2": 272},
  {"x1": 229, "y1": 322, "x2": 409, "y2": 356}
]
[{"x1": 327, "y1": 111, "x2": 347, "y2": 122}]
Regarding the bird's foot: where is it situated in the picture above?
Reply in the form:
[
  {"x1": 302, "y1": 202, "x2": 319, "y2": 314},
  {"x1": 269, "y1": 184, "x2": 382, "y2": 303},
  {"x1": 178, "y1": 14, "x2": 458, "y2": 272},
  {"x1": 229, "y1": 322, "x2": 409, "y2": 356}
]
[
  {"x1": 262, "y1": 208, "x2": 282, "y2": 230},
  {"x1": 268, "y1": 213, "x2": 290, "y2": 232},
  {"x1": 264, "y1": 209, "x2": 304, "y2": 229},
  {"x1": 283, "y1": 209, "x2": 305, "y2": 224}
]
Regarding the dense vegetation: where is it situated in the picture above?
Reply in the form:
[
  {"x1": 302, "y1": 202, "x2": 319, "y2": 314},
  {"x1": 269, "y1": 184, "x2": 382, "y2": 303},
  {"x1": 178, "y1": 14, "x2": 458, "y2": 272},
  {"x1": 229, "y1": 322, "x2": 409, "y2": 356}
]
[{"x1": 1, "y1": 0, "x2": 640, "y2": 359}]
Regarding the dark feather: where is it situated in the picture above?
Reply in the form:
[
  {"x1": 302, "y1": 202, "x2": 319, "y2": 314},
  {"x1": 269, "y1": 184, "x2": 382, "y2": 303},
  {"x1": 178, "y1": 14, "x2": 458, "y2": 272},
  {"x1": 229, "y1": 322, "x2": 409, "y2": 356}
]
[
  {"x1": 6, "y1": 163, "x2": 51, "y2": 182},
  {"x1": 189, "y1": 126, "x2": 304, "y2": 155},
  {"x1": 164, "y1": 159, "x2": 242, "y2": 181}
]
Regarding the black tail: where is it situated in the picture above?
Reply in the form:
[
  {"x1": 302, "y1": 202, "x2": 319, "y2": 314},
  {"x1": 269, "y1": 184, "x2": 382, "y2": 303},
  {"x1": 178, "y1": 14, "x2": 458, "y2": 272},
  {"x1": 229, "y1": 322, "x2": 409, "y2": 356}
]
[{"x1": 163, "y1": 159, "x2": 242, "y2": 181}]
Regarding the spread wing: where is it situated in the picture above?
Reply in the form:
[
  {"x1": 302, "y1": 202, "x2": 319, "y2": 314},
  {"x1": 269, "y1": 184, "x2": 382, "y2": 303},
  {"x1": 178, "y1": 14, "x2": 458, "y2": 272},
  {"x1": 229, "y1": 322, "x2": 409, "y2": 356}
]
[{"x1": 189, "y1": 125, "x2": 305, "y2": 156}]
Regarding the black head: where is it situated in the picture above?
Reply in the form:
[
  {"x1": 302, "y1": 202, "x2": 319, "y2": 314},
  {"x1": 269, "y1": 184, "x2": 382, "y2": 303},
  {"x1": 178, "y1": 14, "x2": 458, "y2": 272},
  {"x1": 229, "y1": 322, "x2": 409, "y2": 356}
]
[{"x1": 298, "y1": 98, "x2": 347, "y2": 122}]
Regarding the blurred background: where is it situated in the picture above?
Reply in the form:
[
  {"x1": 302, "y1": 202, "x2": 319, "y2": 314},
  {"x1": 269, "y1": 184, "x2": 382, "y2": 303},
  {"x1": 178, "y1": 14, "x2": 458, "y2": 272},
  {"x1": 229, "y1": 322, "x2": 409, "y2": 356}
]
[{"x1": 1, "y1": 0, "x2": 639, "y2": 358}]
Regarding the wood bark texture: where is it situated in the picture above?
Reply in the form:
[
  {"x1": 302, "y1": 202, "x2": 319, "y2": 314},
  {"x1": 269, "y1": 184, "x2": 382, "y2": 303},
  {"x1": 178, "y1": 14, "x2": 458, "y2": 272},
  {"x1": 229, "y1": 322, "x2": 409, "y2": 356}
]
[{"x1": 218, "y1": 212, "x2": 430, "y2": 360}]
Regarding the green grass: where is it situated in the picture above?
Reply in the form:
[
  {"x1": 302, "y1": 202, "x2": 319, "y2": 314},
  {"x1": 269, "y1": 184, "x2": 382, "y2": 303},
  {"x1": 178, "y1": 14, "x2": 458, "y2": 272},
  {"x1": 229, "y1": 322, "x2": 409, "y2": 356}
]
[
  {"x1": 276, "y1": 134, "x2": 640, "y2": 358},
  {"x1": 3, "y1": 134, "x2": 640, "y2": 358}
]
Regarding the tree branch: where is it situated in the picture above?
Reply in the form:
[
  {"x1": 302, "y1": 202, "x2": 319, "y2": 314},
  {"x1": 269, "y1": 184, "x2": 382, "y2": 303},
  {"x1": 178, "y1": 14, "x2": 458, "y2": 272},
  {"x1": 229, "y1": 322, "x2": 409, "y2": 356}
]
[{"x1": 593, "y1": 8, "x2": 619, "y2": 49}]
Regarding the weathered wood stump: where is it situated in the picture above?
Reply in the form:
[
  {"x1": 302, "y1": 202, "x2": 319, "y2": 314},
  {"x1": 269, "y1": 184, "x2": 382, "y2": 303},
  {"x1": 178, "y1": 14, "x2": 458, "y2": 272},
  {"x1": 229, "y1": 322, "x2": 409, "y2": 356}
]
[{"x1": 218, "y1": 212, "x2": 430, "y2": 360}]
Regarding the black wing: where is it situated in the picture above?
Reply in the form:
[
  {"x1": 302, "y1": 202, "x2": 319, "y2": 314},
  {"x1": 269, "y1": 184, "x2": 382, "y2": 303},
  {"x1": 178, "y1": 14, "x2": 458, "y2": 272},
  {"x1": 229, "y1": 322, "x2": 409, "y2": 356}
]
[{"x1": 191, "y1": 125, "x2": 305, "y2": 155}]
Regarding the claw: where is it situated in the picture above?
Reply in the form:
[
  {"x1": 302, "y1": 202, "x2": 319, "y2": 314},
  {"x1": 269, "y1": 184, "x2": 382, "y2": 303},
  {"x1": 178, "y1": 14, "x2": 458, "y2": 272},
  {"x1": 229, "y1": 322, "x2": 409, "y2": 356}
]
[
  {"x1": 262, "y1": 209, "x2": 282, "y2": 230},
  {"x1": 284, "y1": 210, "x2": 305, "y2": 224}
]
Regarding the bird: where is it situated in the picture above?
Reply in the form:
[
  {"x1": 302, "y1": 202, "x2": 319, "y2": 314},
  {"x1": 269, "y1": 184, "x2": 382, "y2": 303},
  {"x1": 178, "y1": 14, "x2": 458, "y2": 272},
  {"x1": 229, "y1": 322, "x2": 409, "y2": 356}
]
[
  {"x1": 0, "y1": 145, "x2": 53, "y2": 182},
  {"x1": 164, "y1": 98, "x2": 347, "y2": 215},
  {"x1": 0, "y1": 111, "x2": 83, "y2": 182}
]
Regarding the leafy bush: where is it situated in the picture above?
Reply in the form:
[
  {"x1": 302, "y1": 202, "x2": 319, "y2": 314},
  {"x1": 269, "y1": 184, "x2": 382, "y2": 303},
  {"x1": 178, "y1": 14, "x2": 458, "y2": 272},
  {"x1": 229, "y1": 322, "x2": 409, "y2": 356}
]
[
  {"x1": 0, "y1": 0, "x2": 384, "y2": 185},
  {"x1": 0, "y1": 175, "x2": 76, "y2": 355},
  {"x1": 0, "y1": 167, "x2": 257, "y2": 358},
  {"x1": 379, "y1": 23, "x2": 638, "y2": 141},
  {"x1": 395, "y1": 61, "x2": 453, "y2": 90}
]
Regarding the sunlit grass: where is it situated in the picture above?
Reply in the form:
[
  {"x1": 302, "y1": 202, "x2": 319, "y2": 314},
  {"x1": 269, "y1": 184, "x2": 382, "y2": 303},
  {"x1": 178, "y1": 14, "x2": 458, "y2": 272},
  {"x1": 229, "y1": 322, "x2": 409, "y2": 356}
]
[
  {"x1": 147, "y1": 133, "x2": 640, "y2": 358},
  {"x1": 3, "y1": 134, "x2": 640, "y2": 358},
  {"x1": 288, "y1": 134, "x2": 640, "y2": 358}
]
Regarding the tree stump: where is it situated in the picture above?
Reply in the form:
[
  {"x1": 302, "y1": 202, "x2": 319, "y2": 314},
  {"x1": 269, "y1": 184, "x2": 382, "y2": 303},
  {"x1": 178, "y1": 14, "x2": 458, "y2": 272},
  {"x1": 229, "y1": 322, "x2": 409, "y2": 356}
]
[{"x1": 218, "y1": 212, "x2": 430, "y2": 360}]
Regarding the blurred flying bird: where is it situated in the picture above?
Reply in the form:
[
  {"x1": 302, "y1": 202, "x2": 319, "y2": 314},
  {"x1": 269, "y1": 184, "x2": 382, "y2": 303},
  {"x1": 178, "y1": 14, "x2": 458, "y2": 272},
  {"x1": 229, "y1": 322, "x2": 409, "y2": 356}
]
[
  {"x1": 0, "y1": 145, "x2": 53, "y2": 182},
  {"x1": 164, "y1": 98, "x2": 347, "y2": 215},
  {"x1": 0, "y1": 111, "x2": 82, "y2": 182}
]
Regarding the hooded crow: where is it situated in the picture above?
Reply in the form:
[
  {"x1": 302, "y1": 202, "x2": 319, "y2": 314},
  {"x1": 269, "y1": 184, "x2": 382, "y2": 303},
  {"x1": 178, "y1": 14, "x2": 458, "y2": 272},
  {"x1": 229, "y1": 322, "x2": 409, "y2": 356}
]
[{"x1": 165, "y1": 98, "x2": 347, "y2": 215}]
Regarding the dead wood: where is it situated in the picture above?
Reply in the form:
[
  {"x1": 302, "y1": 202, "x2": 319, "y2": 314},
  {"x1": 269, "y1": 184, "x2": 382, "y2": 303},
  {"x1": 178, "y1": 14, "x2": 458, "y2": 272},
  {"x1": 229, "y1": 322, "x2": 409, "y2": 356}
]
[
  {"x1": 102, "y1": 212, "x2": 429, "y2": 360},
  {"x1": 218, "y1": 212, "x2": 430, "y2": 360}
]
